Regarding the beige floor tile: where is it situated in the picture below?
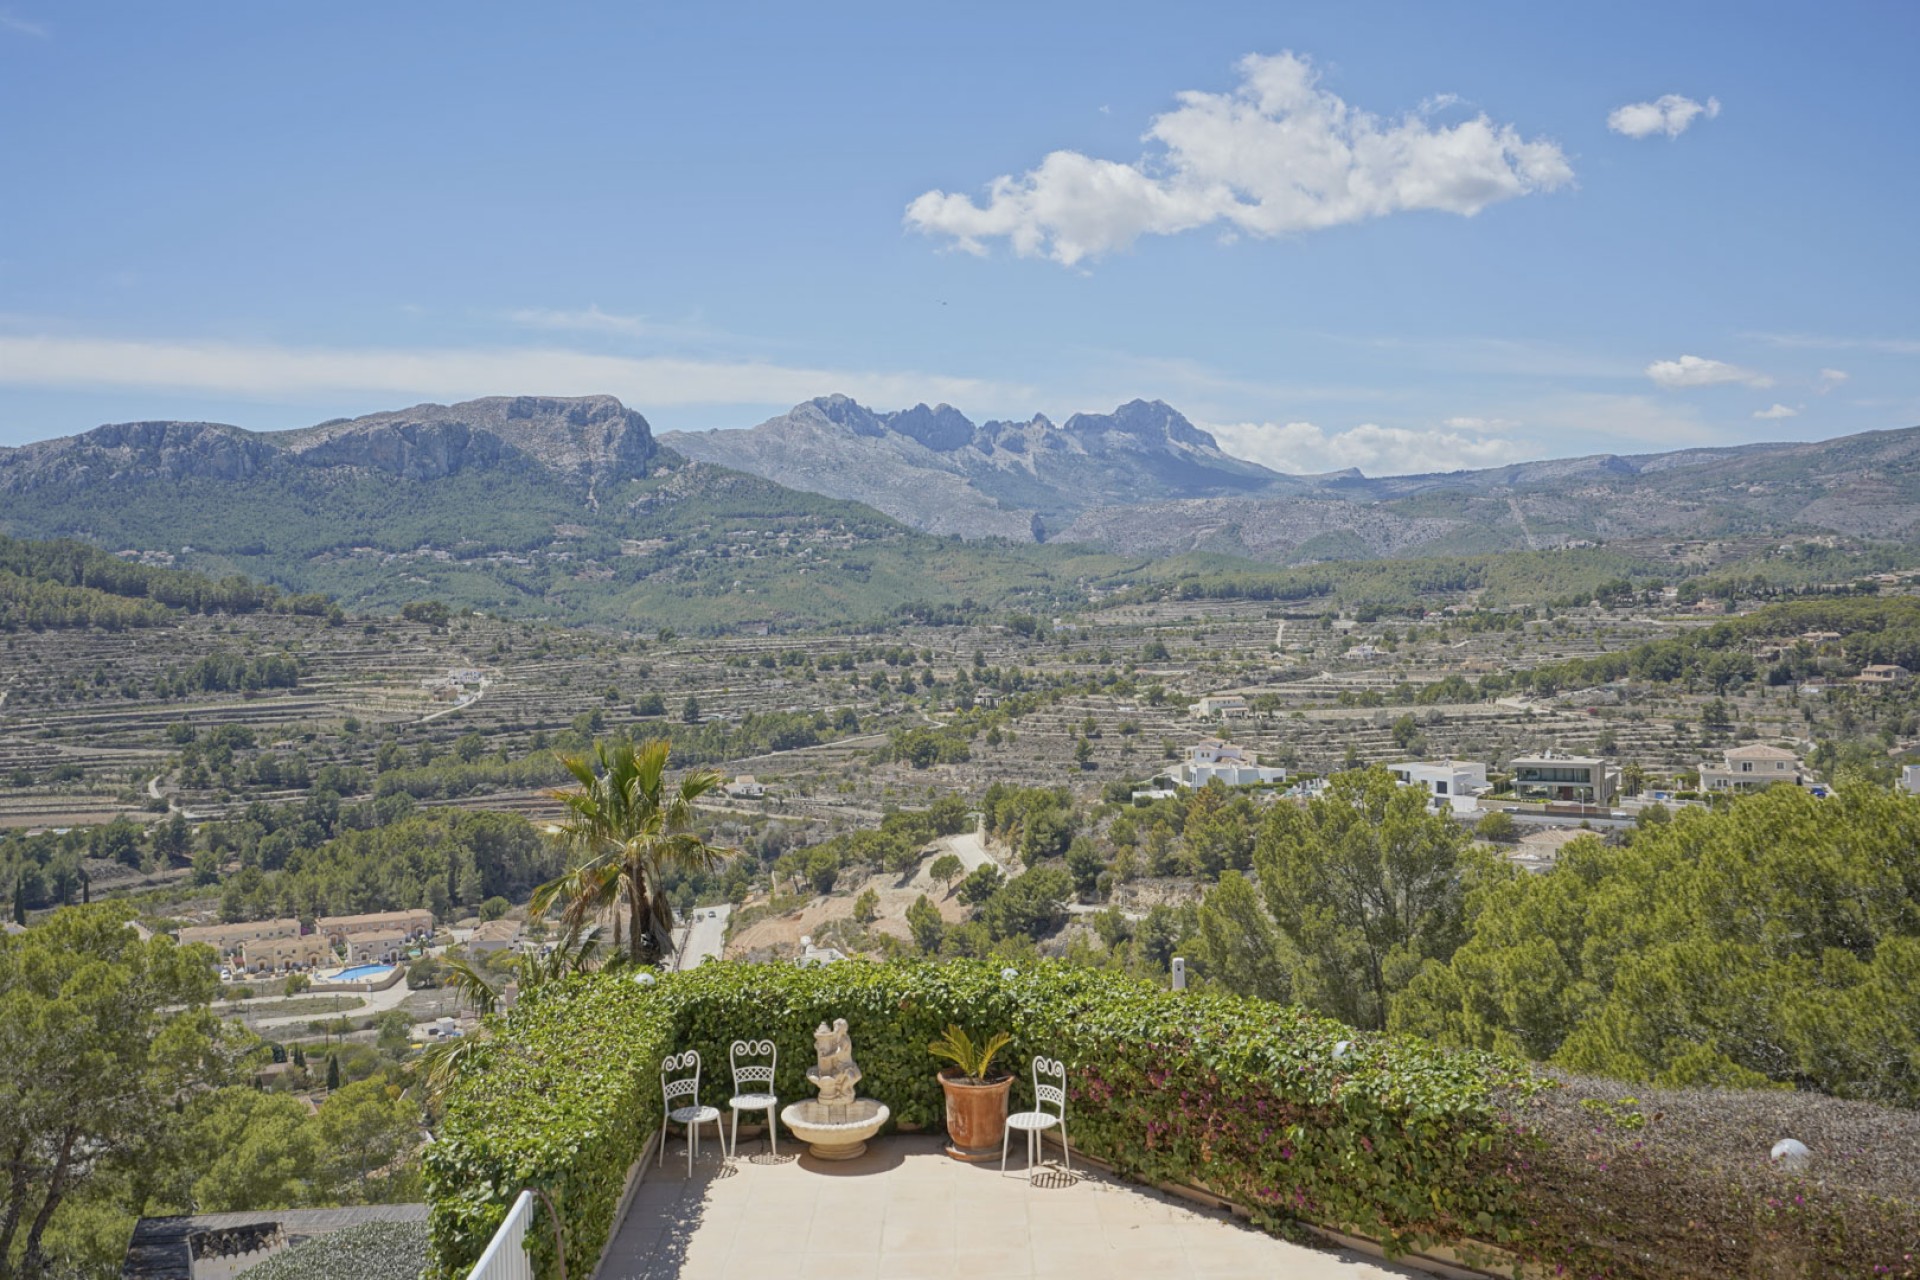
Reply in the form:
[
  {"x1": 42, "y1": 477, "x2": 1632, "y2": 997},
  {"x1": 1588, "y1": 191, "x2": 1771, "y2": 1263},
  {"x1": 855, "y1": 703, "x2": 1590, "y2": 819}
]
[
  {"x1": 807, "y1": 1213, "x2": 884, "y2": 1251},
  {"x1": 952, "y1": 1246, "x2": 1035, "y2": 1275},
  {"x1": 870, "y1": 1254, "x2": 959, "y2": 1280},
  {"x1": 880, "y1": 1212, "x2": 958, "y2": 1254},
  {"x1": 795, "y1": 1252, "x2": 883, "y2": 1280},
  {"x1": 1031, "y1": 1254, "x2": 1118, "y2": 1280},
  {"x1": 1030, "y1": 1195, "x2": 1103, "y2": 1226}
]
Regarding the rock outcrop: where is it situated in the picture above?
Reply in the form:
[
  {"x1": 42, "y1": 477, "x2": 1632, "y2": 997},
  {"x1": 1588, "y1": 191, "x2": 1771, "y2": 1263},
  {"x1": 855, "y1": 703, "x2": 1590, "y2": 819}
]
[{"x1": 0, "y1": 395, "x2": 656, "y2": 493}]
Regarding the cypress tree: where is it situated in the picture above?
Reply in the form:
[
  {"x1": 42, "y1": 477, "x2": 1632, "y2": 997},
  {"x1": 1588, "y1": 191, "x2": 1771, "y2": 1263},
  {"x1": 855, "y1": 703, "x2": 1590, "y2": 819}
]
[{"x1": 325, "y1": 1053, "x2": 340, "y2": 1091}]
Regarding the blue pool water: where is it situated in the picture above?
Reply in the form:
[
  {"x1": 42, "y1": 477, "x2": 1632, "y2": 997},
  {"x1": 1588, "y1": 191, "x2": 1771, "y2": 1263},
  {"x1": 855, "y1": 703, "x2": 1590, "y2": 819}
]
[{"x1": 328, "y1": 963, "x2": 396, "y2": 983}]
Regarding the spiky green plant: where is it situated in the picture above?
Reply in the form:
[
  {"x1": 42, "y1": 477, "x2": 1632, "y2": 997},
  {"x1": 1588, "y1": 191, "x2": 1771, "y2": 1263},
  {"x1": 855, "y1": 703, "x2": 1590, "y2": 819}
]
[
  {"x1": 532, "y1": 738, "x2": 732, "y2": 966},
  {"x1": 927, "y1": 1023, "x2": 1012, "y2": 1083}
]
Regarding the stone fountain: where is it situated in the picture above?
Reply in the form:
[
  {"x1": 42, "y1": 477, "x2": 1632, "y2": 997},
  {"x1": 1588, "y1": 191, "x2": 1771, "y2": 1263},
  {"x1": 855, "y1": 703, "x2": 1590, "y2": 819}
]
[{"x1": 779, "y1": 1018, "x2": 890, "y2": 1160}]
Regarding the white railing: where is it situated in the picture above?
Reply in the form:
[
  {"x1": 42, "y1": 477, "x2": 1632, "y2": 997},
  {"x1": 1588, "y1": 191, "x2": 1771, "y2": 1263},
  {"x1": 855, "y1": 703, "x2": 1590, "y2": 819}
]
[{"x1": 468, "y1": 1189, "x2": 535, "y2": 1280}]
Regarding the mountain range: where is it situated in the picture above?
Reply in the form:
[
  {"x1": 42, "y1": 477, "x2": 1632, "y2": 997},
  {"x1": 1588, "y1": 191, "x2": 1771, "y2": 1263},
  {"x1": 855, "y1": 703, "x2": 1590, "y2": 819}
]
[
  {"x1": 3, "y1": 393, "x2": 1919, "y2": 628},
  {"x1": 667, "y1": 396, "x2": 1920, "y2": 559},
  {"x1": 662, "y1": 395, "x2": 1284, "y2": 541},
  {"x1": 0, "y1": 395, "x2": 1101, "y2": 630}
]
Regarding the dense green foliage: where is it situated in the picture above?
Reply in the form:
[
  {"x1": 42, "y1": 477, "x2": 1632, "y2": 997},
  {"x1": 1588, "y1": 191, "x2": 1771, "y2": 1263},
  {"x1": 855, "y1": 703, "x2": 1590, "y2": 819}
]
[
  {"x1": 0, "y1": 534, "x2": 335, "y2": 631},
  {"x1": 981, "y1": 783, "x2": 1077, "y2": 864},
  {"x1": 1253, "y1": 768, "x2": 1481, "y2": 1031},
  {"x1": 232, "y1": 1221, "x2": 427, "y2": 1280},
  {"x1": 1123, "y1": 542, "x2": 1920, "y2": 616},
  {"x1": 1394, "y1": 784, "x2": 1920, "y2": 1105},
  {"x1": 1491, "y1": 596, "x2": 1920, "y2": 696},
  {"x1": 207, "y1": 809, "x2": 558, "y2": 923},
  {"x1": 0, "y1": 903, "x2": 434, "y2": 1278},
  {"x1": 0, "y1": 463, "x2": 1119, "y2": 631},
  {"x1": 0, "y1": 908, "x2": 230, "y2": 1278}
]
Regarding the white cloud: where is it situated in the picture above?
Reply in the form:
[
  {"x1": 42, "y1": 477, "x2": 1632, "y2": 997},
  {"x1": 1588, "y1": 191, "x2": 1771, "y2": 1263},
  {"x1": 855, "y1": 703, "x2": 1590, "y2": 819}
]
[
  {"x1": 1645, "y1": 354, "x2": 1773, "y2": 389},
  {"x1": 1748, "y1": 331, "x2": 1920, "y2": 355},
  {"x1": 1442, "y1": 415, "x2": 1519, "y2": 431},
  {"x1": 1752, "y1": 403, "x2": 1799, "y2": 420},
  {"x1": 0, "y1": 334, "x2": 1034, "y2": 414},
  {"x1": 0, "y1": 10, "x2": 48, "y2": 37},
  {"x1": 1206, "y1": 419, "x2": 1530, "y2": 476},
  {"x1": 505, "y1": 306, "x2": 714, "y2": 341},
  {"x1": 1607, "y1": 94, "x2": 1720, "y2": 139},
  {"x1": 1817, "y1": 367, "x2": 1850, "y2": 392},
  {"x1": 906, "y1": 51, "x2": 1572, "y2": 266}
]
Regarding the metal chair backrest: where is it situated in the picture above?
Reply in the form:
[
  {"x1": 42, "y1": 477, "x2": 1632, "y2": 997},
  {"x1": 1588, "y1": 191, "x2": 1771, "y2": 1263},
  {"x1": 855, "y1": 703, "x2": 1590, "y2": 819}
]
[
  {"x1": 730, "y1": 1039, "x2": 776, "y2": 1092},
  {"x1": 1031, "y1": 1055, "x2": 1066, "y2": 1120},
  {"x1": 662, "y1": 1050, "x2": 702, "y2": 1110}
]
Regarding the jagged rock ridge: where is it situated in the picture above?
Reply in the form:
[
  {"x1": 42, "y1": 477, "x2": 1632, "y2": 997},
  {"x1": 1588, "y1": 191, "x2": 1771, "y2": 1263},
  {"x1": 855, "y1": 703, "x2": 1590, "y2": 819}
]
[
  {"x1": 0, "y1": 395, "x2": 656, "y2": 494},
  {"x1": 661, "y1": 395, "x2": 1293, "y2": 540}
]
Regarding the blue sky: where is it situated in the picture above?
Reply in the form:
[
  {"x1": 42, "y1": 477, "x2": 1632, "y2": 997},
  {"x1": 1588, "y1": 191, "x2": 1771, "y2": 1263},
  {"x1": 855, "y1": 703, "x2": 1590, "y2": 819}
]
[{"x1": 1, "y1": 1, "x2": 1916, "y2": 474}]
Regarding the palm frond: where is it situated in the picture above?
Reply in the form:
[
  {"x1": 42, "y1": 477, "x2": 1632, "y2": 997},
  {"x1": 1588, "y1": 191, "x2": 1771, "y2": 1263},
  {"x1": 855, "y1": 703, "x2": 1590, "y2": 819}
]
[{"x1": 441, "y1": 955, "x2": 499, "y2": 1018}]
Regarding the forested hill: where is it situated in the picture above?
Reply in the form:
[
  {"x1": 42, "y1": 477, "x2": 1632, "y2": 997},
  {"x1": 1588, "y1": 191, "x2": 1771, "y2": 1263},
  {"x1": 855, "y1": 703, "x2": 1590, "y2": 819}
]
[
  {"x1": 0, "y1": 398, "x2": 1123, "y2": 631},
  {"x1": 0, "y1": 535, "x2": 336, "y2": 631}
]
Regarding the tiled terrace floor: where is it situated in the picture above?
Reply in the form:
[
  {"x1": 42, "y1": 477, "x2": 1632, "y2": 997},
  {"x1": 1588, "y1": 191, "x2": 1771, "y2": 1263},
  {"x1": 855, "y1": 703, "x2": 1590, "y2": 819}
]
[{"x1": 599, "y1": 1134, "x2": 1433, "y2": 1280}]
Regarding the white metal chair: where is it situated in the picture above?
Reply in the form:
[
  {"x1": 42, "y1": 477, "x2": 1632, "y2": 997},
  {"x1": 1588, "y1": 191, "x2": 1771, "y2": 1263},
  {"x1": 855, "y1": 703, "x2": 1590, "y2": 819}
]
[
  {"x1": 726, "y1": 1038, "x2": 779, "y2": 1159},
  {"x1": 658, "y1": 1050, "x2": 724, "y2": 1175},
  {"x1": 1003, "y1": 1055, "x2": 1069, "y2": 1180}
]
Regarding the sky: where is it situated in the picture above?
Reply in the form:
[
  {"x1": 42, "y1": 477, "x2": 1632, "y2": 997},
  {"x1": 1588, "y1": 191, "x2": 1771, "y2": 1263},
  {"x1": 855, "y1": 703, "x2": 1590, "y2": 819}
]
[{"x1": 1, "y1": 1, "x2": 1917, "y2": 475}]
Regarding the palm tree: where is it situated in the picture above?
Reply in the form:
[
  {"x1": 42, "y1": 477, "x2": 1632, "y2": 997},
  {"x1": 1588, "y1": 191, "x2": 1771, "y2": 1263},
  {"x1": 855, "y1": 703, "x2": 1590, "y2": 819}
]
[{"x1": 532, "y1": 738, "x2": 730, "y2": 966}]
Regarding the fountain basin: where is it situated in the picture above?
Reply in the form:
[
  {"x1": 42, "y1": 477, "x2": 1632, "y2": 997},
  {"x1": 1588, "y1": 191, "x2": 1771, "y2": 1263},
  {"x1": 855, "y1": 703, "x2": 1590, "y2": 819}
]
[{"x1": 780, "y1": 1098, "x2": 890, "y2": 1161}]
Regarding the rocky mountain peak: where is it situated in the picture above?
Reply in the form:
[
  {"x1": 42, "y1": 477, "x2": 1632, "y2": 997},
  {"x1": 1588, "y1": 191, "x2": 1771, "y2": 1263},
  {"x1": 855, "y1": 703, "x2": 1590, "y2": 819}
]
[
  {"x1": 282, "y1": 395, "x2": 655, "y2": 483},
  {"x1": 884, "y1": 402, "x2": 977, "y2": 452},
  {"x1": 0, "y1": 395, "x2": 657, "y2": 493},
  {"x1": 801, "y1": 394, "x2": 889, "y2": 438},
  {"x1": 1061, "y1": 399, "x2": 1219, "y2": 451}
]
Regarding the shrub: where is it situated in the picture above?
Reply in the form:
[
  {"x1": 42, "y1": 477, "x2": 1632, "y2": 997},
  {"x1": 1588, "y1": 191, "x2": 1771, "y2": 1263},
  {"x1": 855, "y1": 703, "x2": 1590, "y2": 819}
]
[
  {"x1": 237, "y1": 1220, "x2": 426, "y2": 1280},
  {"x1": 1511, "y1": 1072, "x2": 1920, "y2": 1278}
]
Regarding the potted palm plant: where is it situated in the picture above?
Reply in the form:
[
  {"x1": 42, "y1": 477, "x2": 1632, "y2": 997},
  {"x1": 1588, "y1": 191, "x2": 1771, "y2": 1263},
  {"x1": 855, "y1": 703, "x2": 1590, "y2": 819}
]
[{"x1": 929, "y1": 1023, "x2": 1013, "y2": 1161}]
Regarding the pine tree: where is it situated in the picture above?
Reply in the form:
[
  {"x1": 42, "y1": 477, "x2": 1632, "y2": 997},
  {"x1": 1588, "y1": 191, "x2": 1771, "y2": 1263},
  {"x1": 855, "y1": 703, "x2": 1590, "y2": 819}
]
[
  {"x1": 325, "y1": 1053, "x2": 340, "y2": 1091},
  {"x1": 292, "y1": 1044, "x2": 307, "y2": 1070}
]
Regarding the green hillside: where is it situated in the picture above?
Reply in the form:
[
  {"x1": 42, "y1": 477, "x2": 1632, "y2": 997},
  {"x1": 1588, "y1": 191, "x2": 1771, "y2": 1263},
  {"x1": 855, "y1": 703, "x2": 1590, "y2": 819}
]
[{"x1": 0, "y1": 453, "x2": 1127, "y2": 631}]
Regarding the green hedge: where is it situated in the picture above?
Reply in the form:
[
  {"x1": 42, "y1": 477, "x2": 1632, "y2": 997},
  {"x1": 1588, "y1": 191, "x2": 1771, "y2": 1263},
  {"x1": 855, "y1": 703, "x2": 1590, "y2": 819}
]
[
  {"x1": 425, "y1": 960, "x2": 1530, "y2": 1277},
  {"x1": 424, "y1": 961, "x2": 1920, "y2": 1279}
]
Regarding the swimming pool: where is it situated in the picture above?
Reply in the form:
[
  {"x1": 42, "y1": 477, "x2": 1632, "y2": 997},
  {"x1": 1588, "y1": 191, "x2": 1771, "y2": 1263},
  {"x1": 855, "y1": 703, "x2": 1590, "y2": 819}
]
[{"x1": 327, "y1": 963, "x2": 397, "y2": 983}]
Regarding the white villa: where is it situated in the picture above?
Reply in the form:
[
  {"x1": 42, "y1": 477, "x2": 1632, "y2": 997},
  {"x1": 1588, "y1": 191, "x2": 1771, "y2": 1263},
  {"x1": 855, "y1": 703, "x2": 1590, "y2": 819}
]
[
  {"x1": 1699, "y1": 744, "x2": 1804, "y2": 794},
  {"x1": 1390, "y1": 759, "x2": 1490, "y2": 812},
  {"x1": 1176, "y1": 739, "x2": 1286, "y2": 788}
]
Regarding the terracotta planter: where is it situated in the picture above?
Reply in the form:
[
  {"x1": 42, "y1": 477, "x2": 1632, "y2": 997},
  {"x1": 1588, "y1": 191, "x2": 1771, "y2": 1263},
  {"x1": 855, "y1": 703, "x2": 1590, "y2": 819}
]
[{"x1": 937, "y1": 1068, "x2": 1012, "y2": 1161}]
